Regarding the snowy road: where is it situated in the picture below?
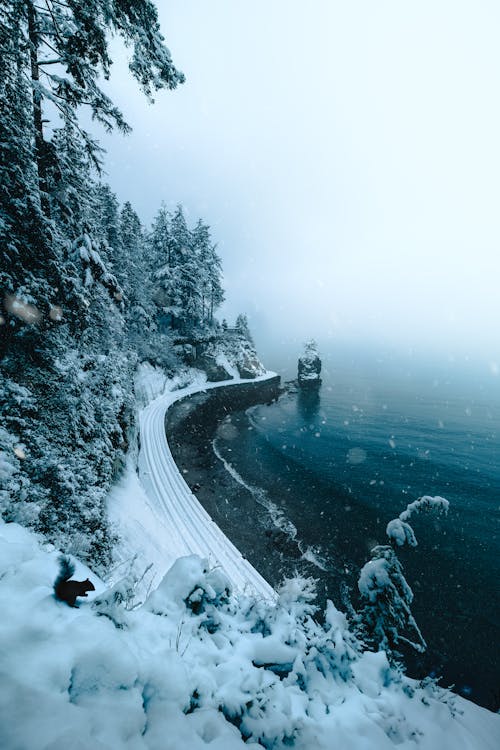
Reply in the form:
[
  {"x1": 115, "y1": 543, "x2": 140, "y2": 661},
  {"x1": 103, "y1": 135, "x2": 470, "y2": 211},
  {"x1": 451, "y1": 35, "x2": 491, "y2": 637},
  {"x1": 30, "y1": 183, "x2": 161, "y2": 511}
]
[{"x1": 137, "y1": 373, "x2": 278, "y2": 601}]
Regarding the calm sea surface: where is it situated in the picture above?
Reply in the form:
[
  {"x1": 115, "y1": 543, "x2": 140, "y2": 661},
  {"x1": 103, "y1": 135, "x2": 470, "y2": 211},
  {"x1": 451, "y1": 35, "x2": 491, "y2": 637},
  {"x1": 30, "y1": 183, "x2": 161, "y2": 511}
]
[{"x1": 213, "y1": 352, "x2": 500, "y2": 708}]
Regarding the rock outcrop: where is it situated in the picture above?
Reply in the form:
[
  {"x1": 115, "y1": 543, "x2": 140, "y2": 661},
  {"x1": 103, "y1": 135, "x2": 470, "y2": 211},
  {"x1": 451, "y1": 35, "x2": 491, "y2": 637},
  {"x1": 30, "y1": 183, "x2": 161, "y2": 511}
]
[
  {"x1": 198, "y1": 329, "x2": 266, "y2": 382},
  {"x1": 298, "y1": 340, "x2": 322, "y2": 386}
]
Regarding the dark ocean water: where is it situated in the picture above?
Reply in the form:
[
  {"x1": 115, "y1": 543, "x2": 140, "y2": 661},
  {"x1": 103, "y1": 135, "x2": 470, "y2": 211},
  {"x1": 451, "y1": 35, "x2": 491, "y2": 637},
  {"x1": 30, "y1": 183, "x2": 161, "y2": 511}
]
[{"x1": 213, "y1": 354, "x2": 500, "y2": 709}]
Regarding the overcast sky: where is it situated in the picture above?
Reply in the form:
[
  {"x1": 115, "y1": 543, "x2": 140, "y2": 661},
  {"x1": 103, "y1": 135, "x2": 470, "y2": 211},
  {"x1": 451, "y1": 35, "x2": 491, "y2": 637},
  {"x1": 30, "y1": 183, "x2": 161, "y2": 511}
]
[{"x1": 94, "y1": 1, "x2": 500, "y2": 367}]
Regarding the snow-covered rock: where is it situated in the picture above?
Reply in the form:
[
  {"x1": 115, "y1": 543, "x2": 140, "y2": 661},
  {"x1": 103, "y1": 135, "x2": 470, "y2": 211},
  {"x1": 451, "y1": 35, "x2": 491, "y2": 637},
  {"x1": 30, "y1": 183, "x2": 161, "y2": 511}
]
[
  {"x1": 298, "y1": 340, "x2": 322, "y2": 386},
  {"x1": 199, "y1": 332, "x2": 266, "y2": 381}
]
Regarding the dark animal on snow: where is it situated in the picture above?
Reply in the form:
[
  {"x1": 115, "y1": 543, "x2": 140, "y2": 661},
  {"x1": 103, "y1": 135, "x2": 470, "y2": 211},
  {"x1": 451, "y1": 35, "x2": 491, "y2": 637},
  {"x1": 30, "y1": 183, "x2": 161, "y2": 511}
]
[{"x1": 54, "y1": 555, "x2": 95, "y2": 608}]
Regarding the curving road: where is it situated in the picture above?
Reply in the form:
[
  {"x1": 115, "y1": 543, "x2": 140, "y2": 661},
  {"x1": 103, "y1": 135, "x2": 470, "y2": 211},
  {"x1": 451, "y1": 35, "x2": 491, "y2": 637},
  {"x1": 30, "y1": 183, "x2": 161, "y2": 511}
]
[{"x1": 138, "y1": 374, "x2": 278, "y2": 601}]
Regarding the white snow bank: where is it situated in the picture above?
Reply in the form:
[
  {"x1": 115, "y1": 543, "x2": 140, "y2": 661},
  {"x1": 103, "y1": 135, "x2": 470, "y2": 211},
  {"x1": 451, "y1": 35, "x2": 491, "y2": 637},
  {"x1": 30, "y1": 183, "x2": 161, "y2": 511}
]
[
  {"x1": 134, "y1": 362, "x2": 208, "y2": 407},
  {"x1": 0, "y1": 518, "x2": 498, "y2": 750},
  {"x1": 108, "y1": 367, "x2": 277, "y2": 602}
]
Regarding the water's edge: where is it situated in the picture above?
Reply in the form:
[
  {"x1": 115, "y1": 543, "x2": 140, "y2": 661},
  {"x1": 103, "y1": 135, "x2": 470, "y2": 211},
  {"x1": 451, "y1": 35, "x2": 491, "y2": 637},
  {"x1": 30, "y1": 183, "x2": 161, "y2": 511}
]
[
  {"x1": 165, "y1": 376, "x2": 289, "y2": 590},
  {"x1": 165, "y1": 379, "x2": 499, "y2": 711}
]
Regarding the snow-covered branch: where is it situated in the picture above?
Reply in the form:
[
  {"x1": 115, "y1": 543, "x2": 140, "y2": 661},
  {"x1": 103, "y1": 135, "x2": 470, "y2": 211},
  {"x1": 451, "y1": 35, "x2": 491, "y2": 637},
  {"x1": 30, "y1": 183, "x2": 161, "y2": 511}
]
[{"x1": 386, "y1": 495, "x2": 449, "y2": 547}]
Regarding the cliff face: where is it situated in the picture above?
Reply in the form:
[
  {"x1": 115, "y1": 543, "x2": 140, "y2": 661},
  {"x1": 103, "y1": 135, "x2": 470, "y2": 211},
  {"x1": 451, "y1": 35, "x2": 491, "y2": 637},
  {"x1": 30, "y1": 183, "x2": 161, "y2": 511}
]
[{"x1": 197, "y1": 331, "x2": 266, "y2": 382}]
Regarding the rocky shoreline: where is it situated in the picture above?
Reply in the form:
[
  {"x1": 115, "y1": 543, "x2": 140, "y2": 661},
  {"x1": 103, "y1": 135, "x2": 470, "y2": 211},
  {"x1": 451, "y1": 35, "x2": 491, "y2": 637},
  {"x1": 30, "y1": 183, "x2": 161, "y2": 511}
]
[
  {"x1": 165, "y1": 375, "x2": 356, "y2": 608},
  {"x1": 165, "y1": 376, "x2": 289, "y2": 590}
]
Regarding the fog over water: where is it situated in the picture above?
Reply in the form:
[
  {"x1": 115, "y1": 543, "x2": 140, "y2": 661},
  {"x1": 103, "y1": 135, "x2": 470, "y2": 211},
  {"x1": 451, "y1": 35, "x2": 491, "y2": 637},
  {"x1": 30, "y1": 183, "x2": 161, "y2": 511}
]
[{"x1": 93, "y1": 1, "x2": 500, "y2": 365}]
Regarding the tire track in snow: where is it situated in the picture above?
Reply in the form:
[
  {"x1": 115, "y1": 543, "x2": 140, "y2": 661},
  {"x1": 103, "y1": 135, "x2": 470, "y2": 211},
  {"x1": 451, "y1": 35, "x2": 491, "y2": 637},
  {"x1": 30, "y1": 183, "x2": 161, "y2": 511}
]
[{"x1": 139, "y1": 374, "x2": 278, "y2": 601}]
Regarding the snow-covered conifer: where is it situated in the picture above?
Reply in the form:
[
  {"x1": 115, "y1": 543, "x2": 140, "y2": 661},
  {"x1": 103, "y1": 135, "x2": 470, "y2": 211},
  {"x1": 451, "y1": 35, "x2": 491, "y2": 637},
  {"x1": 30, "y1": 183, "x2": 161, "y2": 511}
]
[
  {"x1": 356, "y1": 544, "x2": 426, "y2": 659},
  {"x1": 192, "y1": 218, "x2": 225, "y2": 326},
  {"x1": 355, "y1": 494, "x2": 449, "y2": 661},
  {"x1": 151, "y1": 205, "x2": 224, "y2": 334},
  {"x1": 235, "y1": 313, "x2": 253, "y2": 342}
]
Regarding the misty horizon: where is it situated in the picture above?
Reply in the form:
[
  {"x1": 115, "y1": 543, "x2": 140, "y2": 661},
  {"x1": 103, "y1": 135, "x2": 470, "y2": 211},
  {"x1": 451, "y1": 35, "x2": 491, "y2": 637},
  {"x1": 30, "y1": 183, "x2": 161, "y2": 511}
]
[{"x1": 85, "y1": 0, "x2": 500, "y2": 364}]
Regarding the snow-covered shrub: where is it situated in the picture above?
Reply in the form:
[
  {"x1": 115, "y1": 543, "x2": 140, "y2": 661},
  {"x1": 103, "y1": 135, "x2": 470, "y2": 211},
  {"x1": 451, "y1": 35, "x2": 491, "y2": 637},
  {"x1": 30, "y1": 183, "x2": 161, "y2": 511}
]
[
  {"x1": 355, "y1": 494, "x2": 449, "y2": 661},
  {"x1": 0, "y1": 336, "x2": 136, "y2": 571},
  {"x1": 385, "y1": 517, "x2": 417, "y2": 547},
  {"x1": 356, "y1": 544, "x2": 426, "y2": 658},
  {"x1": 146, "y1": 555, "x2": 232, "y2": 619},
  {"x1": 92, "y1": 576, "x2": 137, "y2": 629}
]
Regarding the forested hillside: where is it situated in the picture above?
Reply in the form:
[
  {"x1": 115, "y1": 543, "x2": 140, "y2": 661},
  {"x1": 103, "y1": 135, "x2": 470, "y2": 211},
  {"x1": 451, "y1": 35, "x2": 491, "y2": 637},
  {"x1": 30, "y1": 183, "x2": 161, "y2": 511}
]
[{"x1": 0, "y1": 0, "x2": 254, "y2": 570}]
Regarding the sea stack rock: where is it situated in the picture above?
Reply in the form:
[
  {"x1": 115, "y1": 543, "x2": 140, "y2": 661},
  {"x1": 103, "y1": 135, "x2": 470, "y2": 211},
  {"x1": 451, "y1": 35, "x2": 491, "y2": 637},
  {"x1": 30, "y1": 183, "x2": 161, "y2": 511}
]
[{"x1": 298, "y1": 340, "x2": 322, "y2": 387}]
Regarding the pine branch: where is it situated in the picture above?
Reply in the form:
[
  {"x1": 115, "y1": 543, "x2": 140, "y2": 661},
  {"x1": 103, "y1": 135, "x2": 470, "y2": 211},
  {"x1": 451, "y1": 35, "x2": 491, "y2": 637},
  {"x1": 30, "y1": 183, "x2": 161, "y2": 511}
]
[
  {"x1": 38, "y1": 36, "x2": 60, "y2": 57},
  {"x1": 43, "y1": 0, "x2": 65, "y2": 48}
]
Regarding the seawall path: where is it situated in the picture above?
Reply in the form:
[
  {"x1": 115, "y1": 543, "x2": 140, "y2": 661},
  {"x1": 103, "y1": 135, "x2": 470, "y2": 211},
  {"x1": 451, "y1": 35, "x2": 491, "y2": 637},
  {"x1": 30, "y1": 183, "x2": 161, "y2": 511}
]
[{"x1": 137, "y1": 372, "x2": 280, "y2": 600}]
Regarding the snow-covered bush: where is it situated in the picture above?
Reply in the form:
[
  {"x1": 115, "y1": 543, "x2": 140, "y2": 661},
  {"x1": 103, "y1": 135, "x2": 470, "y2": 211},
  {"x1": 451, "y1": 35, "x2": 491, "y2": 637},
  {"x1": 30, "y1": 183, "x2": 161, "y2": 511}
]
[
  {"x1": 0, "y1": 339, "x2": 136, "y2": 570},
  {"x1": 355, "y1": 495, "x2": 449, "y2": 661},
  {"x1": 145, "y1": 555, "x2": 232, "y2": 619},
  {"x1": 356, "y1": 544, "x2": 426, "y2": 658}
]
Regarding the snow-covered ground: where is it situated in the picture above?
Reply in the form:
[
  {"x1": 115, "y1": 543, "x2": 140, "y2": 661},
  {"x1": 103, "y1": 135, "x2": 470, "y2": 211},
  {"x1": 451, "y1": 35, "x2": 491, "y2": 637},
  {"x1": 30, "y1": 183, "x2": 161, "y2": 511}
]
[
  {"x1": 108, "y1": 364, "x2": 276, "y2": 601},
  {"x1": 1, "y1": 364, "x2": 499, "y2": 748},
  {"x1": 1, "y1": 518, "x2": 499, "y2": 749}
]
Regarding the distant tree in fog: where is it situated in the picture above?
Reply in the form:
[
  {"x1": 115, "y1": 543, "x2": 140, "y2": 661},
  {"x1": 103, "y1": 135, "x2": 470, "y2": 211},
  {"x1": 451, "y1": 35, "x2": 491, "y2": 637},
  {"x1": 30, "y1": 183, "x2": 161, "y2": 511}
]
[{"x1": 235, "y1": 314, "x2": 253, "y2": 342}]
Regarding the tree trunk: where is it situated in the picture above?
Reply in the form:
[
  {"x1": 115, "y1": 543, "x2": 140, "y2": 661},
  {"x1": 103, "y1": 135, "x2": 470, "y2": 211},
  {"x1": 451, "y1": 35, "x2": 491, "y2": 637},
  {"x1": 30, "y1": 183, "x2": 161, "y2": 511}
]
[{"x1": 27, "y1": 1, "x2": 50, "y2": 217}]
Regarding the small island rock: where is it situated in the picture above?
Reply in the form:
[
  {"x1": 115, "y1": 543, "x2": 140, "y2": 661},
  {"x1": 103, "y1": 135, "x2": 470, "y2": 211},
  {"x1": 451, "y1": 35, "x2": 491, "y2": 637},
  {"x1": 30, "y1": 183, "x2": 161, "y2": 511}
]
[{"x1": 298, "y1": 340, "x2": 322, "y2": 386}]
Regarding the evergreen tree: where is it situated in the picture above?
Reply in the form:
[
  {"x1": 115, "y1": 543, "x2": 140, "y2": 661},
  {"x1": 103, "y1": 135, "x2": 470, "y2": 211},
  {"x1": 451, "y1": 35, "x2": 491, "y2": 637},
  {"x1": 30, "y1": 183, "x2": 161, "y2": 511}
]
[
  {"x1": 118, "y1": 200, "x2": 160, "y2": 360},
  {"x1": 149, "y1": 203, "x2": 173, "y2": 266},
  {"x1": 41, "y1": 122, "x2": 124, "y2": 336},
  {"x1": 355, "y1": 545, "x2": 426, "y2": 661},
  {"x1": 235, "y1": 314, "x2": 252, "y2": 342},
  {"x1": 0, "y1": 1, "x2": 62, "y2": 352},
  {"x1": 0, "y1": 0, "x2": 184, "y2": 568},
  {"x1": 208, "y1": 252, "x2": 224, "y2": 325},
  {"x1": 175, "y1": 215, "x2": 201, "y2": 331},
  {"x1": 94, "y1": 184, "x2": 121, "y2": 253},
  {"x1": 117, "y1": 201, "x2": 145, "y2": 299},
  {"x1": 152, "y1": 205, "x2": 202, "y2": 332},
  {"x1": 143, "y1": 201, "x2": 229, "y2": 366},
  {"x1": 355, "y1": 495, "x2": 449, "y2": 662},
  {"x1": 191, "y1": 218, "x2": 224, "y2": 325},
  {"x1": 149, "y1": 204, "x2": 176, "y2": 326},
  {"x1": 192, "y1": 219, "x2": 212, "y2": 324},
  {"x1": 23, "y1": 0, "x2": 184, "y2": 194}
]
